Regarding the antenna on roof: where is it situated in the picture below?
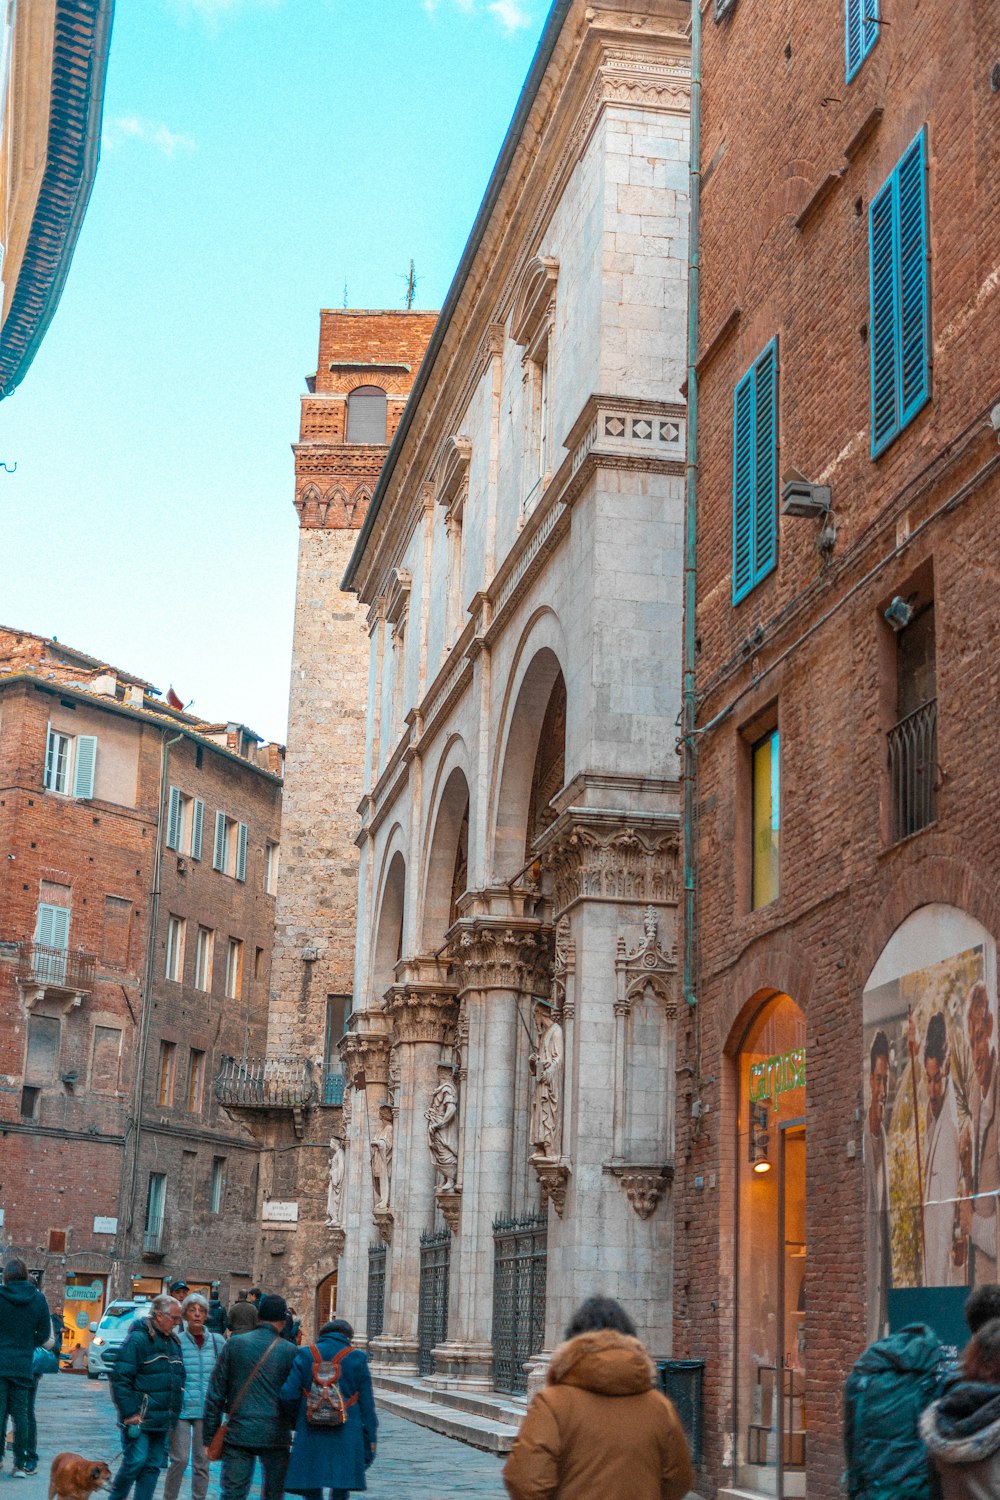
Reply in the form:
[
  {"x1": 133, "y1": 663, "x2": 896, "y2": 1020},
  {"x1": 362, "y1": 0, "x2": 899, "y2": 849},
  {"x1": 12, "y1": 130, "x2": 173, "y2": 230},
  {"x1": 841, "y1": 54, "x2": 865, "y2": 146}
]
[
  {"x1": 404, "y1": 260, "x2": 417, "y2": 310},
  {"x1": 343, "y1": 280, "x2": 348, "y2": 310}
]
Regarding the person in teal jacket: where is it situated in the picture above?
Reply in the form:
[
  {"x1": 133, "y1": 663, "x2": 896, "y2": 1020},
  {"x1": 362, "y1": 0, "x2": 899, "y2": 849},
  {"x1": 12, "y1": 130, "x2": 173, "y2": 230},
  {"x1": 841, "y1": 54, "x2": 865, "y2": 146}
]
[{"x1": 163, "y1": 1295, "x2": 225, "y2": 1500}]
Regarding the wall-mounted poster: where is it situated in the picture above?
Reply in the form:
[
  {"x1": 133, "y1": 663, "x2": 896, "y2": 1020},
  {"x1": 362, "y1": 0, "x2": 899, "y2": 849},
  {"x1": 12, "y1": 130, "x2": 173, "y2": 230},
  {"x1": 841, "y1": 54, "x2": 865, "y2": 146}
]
[{"x1": 863, "y1": 905, "x2": 998, "y2": 1345}]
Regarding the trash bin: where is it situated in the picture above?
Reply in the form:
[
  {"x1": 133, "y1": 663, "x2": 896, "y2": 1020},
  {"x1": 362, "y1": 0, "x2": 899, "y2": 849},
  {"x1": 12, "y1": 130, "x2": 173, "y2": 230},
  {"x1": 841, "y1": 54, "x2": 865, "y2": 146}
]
[{"x1": 658, "y1": 1358, "x2": 704, "y2": 1465}]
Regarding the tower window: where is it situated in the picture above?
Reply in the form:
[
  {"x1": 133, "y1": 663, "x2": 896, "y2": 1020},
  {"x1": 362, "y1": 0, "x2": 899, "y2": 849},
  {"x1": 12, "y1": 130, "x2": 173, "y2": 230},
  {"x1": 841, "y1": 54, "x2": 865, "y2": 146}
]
[{"x1": 346, "y1": 386, "x2": 387, "y2": 444}]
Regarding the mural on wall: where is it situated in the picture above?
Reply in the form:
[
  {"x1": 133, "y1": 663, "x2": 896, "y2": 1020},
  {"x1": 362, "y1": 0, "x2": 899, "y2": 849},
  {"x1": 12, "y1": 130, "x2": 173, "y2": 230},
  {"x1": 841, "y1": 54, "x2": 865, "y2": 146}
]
[{"x1": 863, "y1": 915, "x2": 998, "y2": 1344}]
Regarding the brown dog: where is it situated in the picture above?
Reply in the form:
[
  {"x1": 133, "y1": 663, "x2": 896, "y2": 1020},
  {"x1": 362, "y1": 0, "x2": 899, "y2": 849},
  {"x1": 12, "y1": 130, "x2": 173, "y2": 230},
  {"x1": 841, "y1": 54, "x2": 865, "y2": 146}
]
[{"x1": 48, "y1": 1454, "x2": 112, "y2": 1500}]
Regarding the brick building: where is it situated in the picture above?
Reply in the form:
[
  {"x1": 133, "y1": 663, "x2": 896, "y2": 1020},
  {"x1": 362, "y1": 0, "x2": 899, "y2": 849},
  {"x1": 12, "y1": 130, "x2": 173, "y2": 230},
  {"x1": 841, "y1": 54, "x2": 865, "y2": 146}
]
[
  {"x1": 675, "y1": 1, "x2": 1000, "y2": 1496},
  {"x1": 0, "y1": 629, "x2": 282, "y2": 1361},
  {"x1": 243, "y1": 311, "x2": 433, "y2": 1325}
]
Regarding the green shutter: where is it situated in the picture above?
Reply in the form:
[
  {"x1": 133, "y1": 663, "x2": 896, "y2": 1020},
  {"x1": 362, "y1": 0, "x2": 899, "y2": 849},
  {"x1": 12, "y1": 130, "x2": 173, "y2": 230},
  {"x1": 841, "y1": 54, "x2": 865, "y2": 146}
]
[
  {"x1": 732, "y1": 339, "x2": 779, "y2": 604},
  {"x1": 35, "y1": 903, "x2": 70, "y2": 951},
  {"x1": 236, "y1": 823, "x2": 248, "y2": 883},
  {"x1": 870, "y1": 128, "x2": 931, "y2": 457},
  {"x1": 166, "y1": 787, "x2": 182, "y2": 850},
  {"x1": 191, "y1": 799, "x2": 204, "y2": 861},
  {"x1": 213, "y1": 812, "x2": 227, "y2": 872}
]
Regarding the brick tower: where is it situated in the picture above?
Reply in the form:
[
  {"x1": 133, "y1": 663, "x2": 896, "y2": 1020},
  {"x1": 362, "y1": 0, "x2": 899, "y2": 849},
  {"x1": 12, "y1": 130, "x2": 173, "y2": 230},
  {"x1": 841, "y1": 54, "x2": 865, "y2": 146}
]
[{"x1": 259, "y1": 310, "x2": 436, "y2": 1315}]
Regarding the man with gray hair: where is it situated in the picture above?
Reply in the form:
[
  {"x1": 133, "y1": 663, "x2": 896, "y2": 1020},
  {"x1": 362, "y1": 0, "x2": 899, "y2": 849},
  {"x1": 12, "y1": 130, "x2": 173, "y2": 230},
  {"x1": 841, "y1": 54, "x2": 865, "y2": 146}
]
[
  {"x1": 164, "y1": 1294, "x2": 224, "y2": 1500},
  {"x1": 108, "y1": 1295, "x2": 185, "y2": 1500}
]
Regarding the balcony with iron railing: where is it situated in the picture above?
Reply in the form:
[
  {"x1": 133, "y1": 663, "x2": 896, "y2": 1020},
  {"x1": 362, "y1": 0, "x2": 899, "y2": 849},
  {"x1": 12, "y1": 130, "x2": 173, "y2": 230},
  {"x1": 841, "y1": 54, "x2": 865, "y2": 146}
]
[
  {"x1": 13, "y1": 942, "x2": 96, "y2": 1008},
  {"x1": 142, "y1": 1214, "x2": 165, "y2": 1258},
  {"x1": 321, "y1": 1070, "x2": 346, "y2": 1107},
  {"x1": 214, "y1": 1055, "x2": 316, "y2": 1111},
  {"x1": 887, "y1": 697, "x2": 937, "y2": 843}
]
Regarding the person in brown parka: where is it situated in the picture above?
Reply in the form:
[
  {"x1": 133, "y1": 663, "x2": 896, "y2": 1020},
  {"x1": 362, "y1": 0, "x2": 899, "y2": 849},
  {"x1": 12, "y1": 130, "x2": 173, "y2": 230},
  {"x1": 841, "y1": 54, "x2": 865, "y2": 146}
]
[{"x1": 502, "y1": 1296, "x2": 694, "y2": 1500}]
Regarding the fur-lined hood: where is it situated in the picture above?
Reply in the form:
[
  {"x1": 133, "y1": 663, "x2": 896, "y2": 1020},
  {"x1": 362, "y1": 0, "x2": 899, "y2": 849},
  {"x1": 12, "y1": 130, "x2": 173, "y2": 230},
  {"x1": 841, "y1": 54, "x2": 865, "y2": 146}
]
[
  {"x1": 546, "y1": 1329, "x2": 656, "y2": 1396},
  {"x1": 921, "y1": 1379, "x2": 1000, "y2": 1465}
]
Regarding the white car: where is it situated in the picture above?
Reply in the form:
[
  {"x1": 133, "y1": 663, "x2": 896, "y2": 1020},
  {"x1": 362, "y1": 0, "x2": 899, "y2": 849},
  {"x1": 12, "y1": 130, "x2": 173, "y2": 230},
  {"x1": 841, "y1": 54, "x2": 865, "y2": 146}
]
[{"x1": 86, "y1": 1300, "x2": 149, "y2": 1380}]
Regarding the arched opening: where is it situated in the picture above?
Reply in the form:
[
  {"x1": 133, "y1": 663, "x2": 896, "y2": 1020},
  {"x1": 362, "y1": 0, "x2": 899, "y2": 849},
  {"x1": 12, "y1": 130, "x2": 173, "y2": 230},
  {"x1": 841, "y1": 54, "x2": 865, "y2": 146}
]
[
  {"x1": 493, "y1": 648, "x2": 566, "y2": 880},
  {"x1": 371, "y1": 851, "x2": 405, "y2": 1003},
  {"x1": 346, "y1": 386, "x2": 387, "y2": 444},
  {"x1": 734, "y1": 992, "x2": 807, "y2": 1498},
  {"x1": 315, "y1": 1270, "x2": 338, "y2": 1336},
  {"x1": 420, "y1": 767, "x2": 470, "y2": 949}
]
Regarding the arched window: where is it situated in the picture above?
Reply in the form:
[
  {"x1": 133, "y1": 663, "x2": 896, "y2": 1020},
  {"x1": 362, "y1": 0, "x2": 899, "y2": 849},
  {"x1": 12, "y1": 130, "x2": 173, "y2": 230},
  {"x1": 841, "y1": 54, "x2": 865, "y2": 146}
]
[{"x1": 346, "y1": 386, "x2": 387, "y2": 444}]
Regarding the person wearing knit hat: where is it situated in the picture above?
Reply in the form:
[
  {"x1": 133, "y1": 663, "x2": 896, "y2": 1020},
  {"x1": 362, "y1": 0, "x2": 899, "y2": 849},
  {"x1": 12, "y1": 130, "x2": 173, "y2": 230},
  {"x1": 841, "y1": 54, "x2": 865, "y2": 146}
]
[{"x1": 204, "y1": 1294, "x2": 297, "y2": 1500}]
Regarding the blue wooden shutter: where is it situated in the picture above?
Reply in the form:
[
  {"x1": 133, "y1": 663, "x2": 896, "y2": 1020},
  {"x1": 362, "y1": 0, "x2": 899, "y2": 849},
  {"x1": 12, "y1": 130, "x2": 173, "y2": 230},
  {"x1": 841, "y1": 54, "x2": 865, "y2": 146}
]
[
  {"x1": 732, "y1": 370, "x2": 755, "y2": 603},
  {"x1": 846, "y1": 0, "x2": 878, "y2": 81},
  {"x1": 213, "y1": 811, "x2": 227, "y2": 871},
  {"x1": 166, "y1": 787, "x2": 182, "y2": 850},
  {"x1": 236, "y1": 823, "x2": 248, "y2": 883},
  {"x1": 897, "y1": 130, "x2": 930, "y2": 425},
  {"x1": 870, "y1": 177, "x2": 897, "y2": 453},
  {"x1": 753, "y1": 341, "x2": 778, "y2": 580},
  {"x1": 191, "y1": 799, "x2": 204, "y2": 861},
  {"x1": 35, "y1": 902, "x2": 70, "y2": 951}
]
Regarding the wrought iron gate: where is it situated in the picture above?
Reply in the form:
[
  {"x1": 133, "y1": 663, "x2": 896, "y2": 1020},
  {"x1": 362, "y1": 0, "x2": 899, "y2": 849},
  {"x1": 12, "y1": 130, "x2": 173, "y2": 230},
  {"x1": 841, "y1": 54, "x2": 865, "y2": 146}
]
[
  {"x1": 492, "y1": 1213, "x2": 547, "y2": 1394},
  {"x1": 367, "y1": 1242, "x2": 386, "y2": 1341},
  {"x1": 417, "y1": 1229, "x2": 450, "y2": 1376}
]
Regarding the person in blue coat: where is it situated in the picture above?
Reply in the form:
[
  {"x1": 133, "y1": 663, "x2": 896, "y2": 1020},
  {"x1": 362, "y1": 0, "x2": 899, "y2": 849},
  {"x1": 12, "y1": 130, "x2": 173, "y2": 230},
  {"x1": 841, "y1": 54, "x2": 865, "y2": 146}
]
[{"x1": 280, "y1": 1319, "x2": 377, "y2": 1499}]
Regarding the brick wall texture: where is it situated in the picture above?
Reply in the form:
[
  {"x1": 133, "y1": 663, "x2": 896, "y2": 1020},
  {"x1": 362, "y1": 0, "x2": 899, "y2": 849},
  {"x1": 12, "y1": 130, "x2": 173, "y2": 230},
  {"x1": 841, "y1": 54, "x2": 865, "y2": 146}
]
[{"x1": 674, "y1": 1, "x2": 1000, "y2": 1496}]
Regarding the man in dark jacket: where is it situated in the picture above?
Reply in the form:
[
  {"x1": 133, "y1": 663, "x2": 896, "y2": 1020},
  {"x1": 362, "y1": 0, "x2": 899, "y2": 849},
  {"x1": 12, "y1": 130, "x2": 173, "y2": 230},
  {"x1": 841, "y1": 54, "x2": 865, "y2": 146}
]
[
  {"x1": 107, "y1": 1294, "x2": 185, "y2": 1500},
  {"x1": 0, "y1": 1258, "x2": 51, "y2": 1476},
  {"x1": 206, "y1": 1285, "x2": 228, "y2": 1336},
  {"x1": 226, "y1": 1291, "x2": 257, "y2": 1336},
  {"x1": 204, "y1": 1294, "x2": 297, "y2": 1500}
]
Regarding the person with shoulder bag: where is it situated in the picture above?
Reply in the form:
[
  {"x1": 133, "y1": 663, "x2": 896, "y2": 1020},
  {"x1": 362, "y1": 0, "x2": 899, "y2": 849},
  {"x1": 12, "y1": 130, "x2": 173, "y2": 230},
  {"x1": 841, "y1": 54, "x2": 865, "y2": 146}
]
[
  {"x1": 163, "y1": 1294, "x2": 224, "y2": 1500},
  {"x1": 280, "y1": 1318, "x2": 377, "y2": 1500},
  {"x1": 503, "y1": 1296, "x2": 693, "y2": 1500},
  {"x1": 108, "y1": 1295, "x2": 186, "y2": 1500},
  {"x1": 203, "y1": 1294, "x2": 298, "y2": 1500}
]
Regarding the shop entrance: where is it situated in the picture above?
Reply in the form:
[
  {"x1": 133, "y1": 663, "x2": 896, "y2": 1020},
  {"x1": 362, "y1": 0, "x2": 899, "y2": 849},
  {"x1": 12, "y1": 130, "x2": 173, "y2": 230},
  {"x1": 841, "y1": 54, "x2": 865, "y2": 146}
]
[{"x1": 736, "y1": 994, "x2": 807, "y2": 1498}]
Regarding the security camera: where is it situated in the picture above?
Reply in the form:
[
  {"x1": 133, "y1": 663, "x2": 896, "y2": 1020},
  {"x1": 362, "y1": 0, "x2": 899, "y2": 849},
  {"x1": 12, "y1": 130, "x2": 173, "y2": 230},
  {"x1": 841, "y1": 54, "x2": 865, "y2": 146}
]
[{"x1": 884, "y1": 595, "x2": 915, "y2": 631}]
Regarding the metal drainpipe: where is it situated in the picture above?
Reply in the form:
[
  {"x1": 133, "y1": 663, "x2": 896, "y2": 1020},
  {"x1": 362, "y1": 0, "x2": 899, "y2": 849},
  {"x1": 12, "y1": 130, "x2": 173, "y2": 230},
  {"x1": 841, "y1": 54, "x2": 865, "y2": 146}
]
[
  {"x1": 119, "y1": 730, "x2": 183, "y2": 1262},
  {"x1": 682, "y1": 0, "x2": 702, "y2": 1016}
]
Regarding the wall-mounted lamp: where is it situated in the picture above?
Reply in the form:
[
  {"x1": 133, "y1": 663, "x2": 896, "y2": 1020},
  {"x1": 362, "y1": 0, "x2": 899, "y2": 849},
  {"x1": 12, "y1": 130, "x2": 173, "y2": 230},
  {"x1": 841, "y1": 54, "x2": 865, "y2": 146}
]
[{"x1": 750, "y1": 1102, "x2": 771, "y2": 1173}]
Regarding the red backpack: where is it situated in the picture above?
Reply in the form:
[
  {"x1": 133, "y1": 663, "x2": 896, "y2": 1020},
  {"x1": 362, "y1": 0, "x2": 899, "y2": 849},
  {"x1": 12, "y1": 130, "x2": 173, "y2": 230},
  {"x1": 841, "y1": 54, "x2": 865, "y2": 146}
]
[{"x1": 304, "y1": 1345, "x2": 357, "y2": 1429}]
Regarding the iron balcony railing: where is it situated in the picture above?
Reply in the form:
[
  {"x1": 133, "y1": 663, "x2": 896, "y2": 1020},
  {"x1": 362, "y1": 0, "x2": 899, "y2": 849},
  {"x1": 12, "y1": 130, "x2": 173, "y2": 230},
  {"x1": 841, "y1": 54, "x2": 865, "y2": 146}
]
[
  {"x1": 888, "y1": 697, "x2": 937, "y2": 842},
  {"x1": 15, "y1": 942, "x2": 96, "y2": 993},
  {"x1": 143, "y1": 1215, "x2": 165, "y2": 1256},
  {"x1": 321, "y1": 1070, "x2": 345, "y2": 1107},
  {"x1": 214, "y1": 1055, "x2": 316, "y2": 1110}
]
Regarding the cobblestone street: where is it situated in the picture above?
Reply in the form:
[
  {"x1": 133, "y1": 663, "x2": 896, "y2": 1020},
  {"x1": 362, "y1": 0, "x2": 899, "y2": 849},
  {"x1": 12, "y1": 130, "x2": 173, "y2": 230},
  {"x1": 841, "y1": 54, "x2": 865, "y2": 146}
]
[{"x1": 3, "y1": 1376, "x2": 508, "y2": 1500}]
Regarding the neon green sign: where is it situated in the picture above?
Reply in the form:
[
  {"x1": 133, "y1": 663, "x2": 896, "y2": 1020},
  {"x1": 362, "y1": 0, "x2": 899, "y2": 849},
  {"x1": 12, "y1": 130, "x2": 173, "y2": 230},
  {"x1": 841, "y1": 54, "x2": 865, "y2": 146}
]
[{"x1": 749, "y1": 1047, "x2": 806, "y2": 1116}]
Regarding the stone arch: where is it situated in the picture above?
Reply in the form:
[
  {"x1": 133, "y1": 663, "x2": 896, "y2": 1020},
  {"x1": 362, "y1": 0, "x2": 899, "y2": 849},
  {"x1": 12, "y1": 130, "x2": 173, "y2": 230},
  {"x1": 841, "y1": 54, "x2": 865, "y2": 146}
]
[
  {"x1": 490, "y1": 610, "x2": 568, "y2": 880},
  {"x1": 370, "y1": 840, "x2": 406, "y2": 1005},
  {"x1": 419, "y1": 741, "x2": 472, "y2": 950}
]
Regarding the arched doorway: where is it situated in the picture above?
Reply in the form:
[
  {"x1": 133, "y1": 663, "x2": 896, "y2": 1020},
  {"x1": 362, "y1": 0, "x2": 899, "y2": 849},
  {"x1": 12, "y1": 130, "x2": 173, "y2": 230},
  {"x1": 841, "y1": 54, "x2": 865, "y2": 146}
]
[
  {"x1": 420, "y1": 765, "x2": 470, "y2": 950},
  {"x1": 735, "y1": 993, "x2": 807, "y2": 1498},
  {"x1": 316, "y1": 1270, "x2": 338, "y2": 1335},
  {"x1": 371, "y1": 850, "x2": 406, "y2": 1004}
]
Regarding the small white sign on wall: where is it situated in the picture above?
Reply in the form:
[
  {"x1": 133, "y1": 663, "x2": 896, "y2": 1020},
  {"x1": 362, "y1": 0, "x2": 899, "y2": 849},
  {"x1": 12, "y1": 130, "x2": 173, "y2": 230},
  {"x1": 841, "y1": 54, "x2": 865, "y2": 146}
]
[
  {"x1": 262, "y1": 1200, "x2": 298, "y2": 1223},
  {"x1": 93, "y1": 1217, "x2": 118, "y2": 1235}
]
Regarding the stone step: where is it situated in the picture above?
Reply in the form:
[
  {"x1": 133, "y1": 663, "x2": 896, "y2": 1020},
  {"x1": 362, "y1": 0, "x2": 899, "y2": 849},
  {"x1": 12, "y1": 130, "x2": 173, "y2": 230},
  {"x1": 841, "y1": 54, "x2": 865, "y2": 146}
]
[
  {"x1": 373, "y1": 1381, "x2": 521, "y2": 1455},
  {"x1": 374, "y1": 1371, "x2": 526, "y2": 1423}
]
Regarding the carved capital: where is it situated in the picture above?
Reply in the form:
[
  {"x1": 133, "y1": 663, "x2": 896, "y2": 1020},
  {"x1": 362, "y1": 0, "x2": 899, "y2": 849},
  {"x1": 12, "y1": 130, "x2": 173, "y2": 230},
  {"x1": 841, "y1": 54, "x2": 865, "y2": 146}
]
[
  {"x1": 436, "y1": 1187, "x2": 461, "y2": 1235},
  {"x1": 539, "y1": 815, "x2": 680, "y2": 915},
  {"x1": 604, "y1": 1163, "x2": 673, "y2": 1220},
  {"x1": 340, "y1": 1029, "x2": 392, "y2": 1089},
  {"x1": 447, "y1": 919, "x2": 552, "y2": 998},
  {"x1": 531, "y1": 1157, "x2": 570, "y2": 1217},
  {"x1": 386, "y1": 985, "x2": 458, "y2": 1045},
  {"x1": 373, "y1": 1209, "x2": 394, "y2": 1245}
]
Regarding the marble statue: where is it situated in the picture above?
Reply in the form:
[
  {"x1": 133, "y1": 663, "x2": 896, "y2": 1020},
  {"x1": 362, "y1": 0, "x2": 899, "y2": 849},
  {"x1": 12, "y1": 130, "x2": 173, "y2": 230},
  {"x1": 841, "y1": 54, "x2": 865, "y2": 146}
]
[
  {"x1": 325, "y1": 1136, "x2": 345, "y2": 1227},
  {"x1": 426, "y1": 1065, "x2": 459, "y2": 1191},
  {"x1": 370, "y1": 1104, "x2": 394, "y2": 1211},
  {"x1": 529, "y1": 1002, "x2": 564, "y2": 1158}
]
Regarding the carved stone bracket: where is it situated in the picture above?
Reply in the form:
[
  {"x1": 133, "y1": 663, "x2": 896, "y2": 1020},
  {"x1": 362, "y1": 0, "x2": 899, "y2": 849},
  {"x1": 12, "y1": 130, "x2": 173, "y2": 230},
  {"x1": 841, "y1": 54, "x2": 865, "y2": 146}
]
[
  {"x1": 373, "y1": 1209, "x2": 394, "y2": 1245},
  {"x1": 538, "y1": 814, "x2": 680, "y2": 916},
  {"x1": 328, "y1": 1226, "x2": 346, "y2": 1258},
  {"x1": 436, "y1": 1187, "x2": 461, "y2": 1234},
  {"x1": 531, "y1": 1156, "x2": 570, "y2": 1217},
  {"x1": 447, "y1": 919, "x2": 553, "y2": 999},
  {"x1": 604, "y1": 1163, "x2": 674, "y2": 1220}
]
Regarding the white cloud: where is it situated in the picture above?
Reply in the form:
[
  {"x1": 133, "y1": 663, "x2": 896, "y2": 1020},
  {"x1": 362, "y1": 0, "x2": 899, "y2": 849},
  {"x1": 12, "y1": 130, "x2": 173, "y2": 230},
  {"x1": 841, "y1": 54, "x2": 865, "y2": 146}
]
[
  {"x1": 422, "y1": 0, "x2": 531, "y2": 30},
  {"x1": 103, "y1": 116, "x2": 197, "y2": 157}
]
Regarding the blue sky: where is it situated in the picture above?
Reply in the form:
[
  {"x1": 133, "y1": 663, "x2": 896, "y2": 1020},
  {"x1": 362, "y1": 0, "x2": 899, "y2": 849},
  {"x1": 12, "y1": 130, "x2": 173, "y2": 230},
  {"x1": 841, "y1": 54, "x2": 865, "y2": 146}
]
[{"x1": 1, "y1": 0, "x2": 547, "y2": 742}]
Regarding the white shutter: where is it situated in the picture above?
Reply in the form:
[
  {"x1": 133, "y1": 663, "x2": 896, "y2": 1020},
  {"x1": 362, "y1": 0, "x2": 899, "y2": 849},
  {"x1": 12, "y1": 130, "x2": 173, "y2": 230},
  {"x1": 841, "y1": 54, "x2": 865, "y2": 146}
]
[
  {"x1": 236, "y1": 823, "x2": 248, "y2": 883},
  {"x1": 213, "y1": 811, "x2": 227, "y2": 871},
  {"x1": 191, "y1": 799, "x2": 204, "y2": 860},
  {"x1": 35, "y1": 903, "x2": 70, "y2": 952},
  {"x1": 44, "y1": 725, "x2": 57, "y2": 790},
  {"x1": 165, "y1": 787, "x2": 182, "y2": 850},
  {"x1": 72, "y1": 736, "x2": 97, "y2": 799}
]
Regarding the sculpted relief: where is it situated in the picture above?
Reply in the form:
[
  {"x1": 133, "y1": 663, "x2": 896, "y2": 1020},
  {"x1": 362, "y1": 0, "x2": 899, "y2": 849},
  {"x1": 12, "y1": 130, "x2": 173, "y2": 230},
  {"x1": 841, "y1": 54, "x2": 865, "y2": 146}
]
[
  {"x1": 370, "y1": 1103, "x2": 394, "y2": 1212},
  {"x1": 426, "y1": 1064, "x2": 459, "y2": 1192},
  {"x1": 529, "y1": 1000, "x2": 564, "y2": 1160},
  {"x1": 325, "y1": 1136, "x2": 346, "y2": 1228}
]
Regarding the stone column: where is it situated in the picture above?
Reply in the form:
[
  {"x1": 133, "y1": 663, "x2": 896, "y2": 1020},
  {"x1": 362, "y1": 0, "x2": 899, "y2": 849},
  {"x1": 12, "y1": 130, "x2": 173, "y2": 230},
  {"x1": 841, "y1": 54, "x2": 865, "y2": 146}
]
[
  {"x1": 373, "y1": 962, "x2": 457, "y2": 1372},
  {"x1": 432, "y1": 893, "x2": 552, "y2": 1389},
  {"x1": 337, "y1": 1022, "x2": 390, "y2": 1346}
]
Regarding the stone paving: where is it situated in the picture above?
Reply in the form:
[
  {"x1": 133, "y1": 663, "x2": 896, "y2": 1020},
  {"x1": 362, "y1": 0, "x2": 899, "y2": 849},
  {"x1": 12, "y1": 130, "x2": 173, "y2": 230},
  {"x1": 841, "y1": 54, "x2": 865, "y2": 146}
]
[{"x1": 3, "y1": 1376, "x2": 509, "y2": 1500}]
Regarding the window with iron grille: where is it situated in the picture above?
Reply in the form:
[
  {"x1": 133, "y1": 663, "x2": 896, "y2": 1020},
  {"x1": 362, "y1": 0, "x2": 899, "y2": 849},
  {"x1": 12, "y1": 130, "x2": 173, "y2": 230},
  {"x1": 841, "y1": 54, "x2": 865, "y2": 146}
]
[
  {"x1": 418, "y1": 1230, "x2": 450, "y2": 1376},
  {"x1": 888, "y1": 601, "x2": 937, "y2": 841},
  {"x1": 492, "y1": 1214, "x2": 547, "y2": 1395},
  {"x1": 870, "y1": 129, "x2": 931, "y2": 458},
  {"x1": 732, "y1": 340, "x2": 778, "y2": 605},
  {"x1": 367, "y1": 1243, "x2": 386, "y2": 1340}
]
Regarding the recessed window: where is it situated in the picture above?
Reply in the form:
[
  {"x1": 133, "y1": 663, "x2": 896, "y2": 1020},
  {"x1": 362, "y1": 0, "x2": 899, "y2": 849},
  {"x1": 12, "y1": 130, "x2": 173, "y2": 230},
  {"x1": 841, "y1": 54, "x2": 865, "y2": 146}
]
[
  {"x1": 187, "y1": 1049, "x2": 206, "y2": 1112},
  {"x1": 887, "y1": 600, "x2": 937, "y2": 841},
  {"x1": 346, "y1": 385, "x2": 387, "y2": 444},
  {"x1": 193, "y1": 927, "x2": 214, "y2": 992},
  {"x1": 158, "y1": 1041, "x2": 177, "y2": 1107},
  {"x1": 44, "y1": 726, "x2": 97, "y2": 798},
  {"x1": 165, "y1": 916, "x2": 185, "y2": 982},
  {"x1": 751, "y1": 728, "x2": 780, "y2": 910},
  {"x1": 166, "y1": 789, "x2": 204, "y2": 859},
  {"x1": 210, "y1": 1157, "x2": 227, "y2": 1214},
  {"x1": 264, "y1": 842, "x2": 279, "y2": 895},
  {"x1": 225, "y1": 938, "x2": 243, "y2": 1000},
  {"x1": 213, "y1": 813, "x2": 248, "y2": 881},
  {"x1": 20, "y1": 1085, "x2": 40, "y2": 1120}
]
